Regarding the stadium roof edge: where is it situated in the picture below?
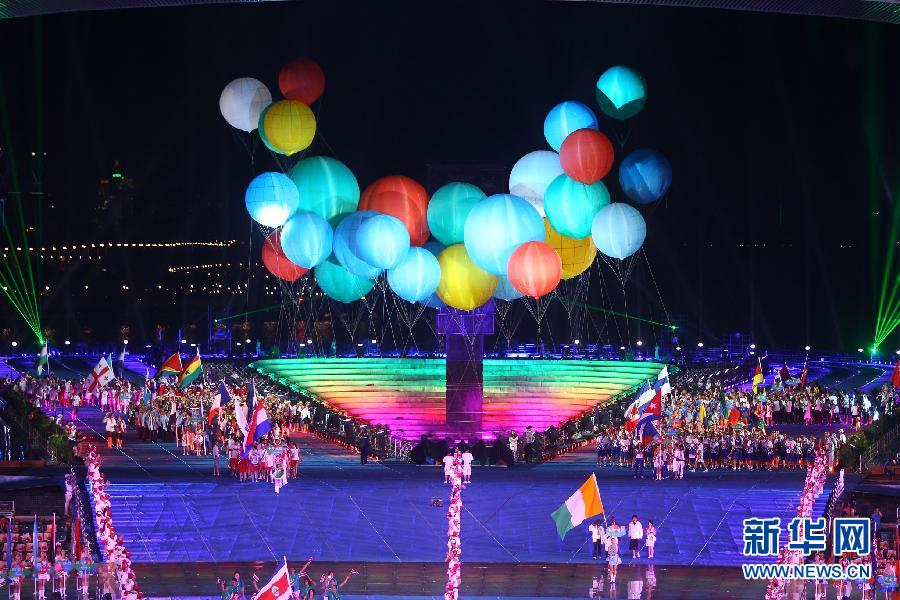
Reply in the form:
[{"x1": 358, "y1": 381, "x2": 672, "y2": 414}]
[{"x1": 1, "y1": 0, "x2": 898, "y2": 24}]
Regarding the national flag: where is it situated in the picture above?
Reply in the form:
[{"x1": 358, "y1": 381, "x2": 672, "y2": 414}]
[
  {"x1": 85, "y1": 357, "x2": 115, "y2": 393},
  {"x1": 635, "y1": 388, "x2": 662, "y2": 431},
  {"x1": 177, "y1": 351, "x2": 203, "y2": 389},
  {"x1": 550, "y1": 473, "x2": 604, "y2": 540},
  {"x1": 5, "y1": 516, "x2": 12, "y2": 570},
  {"x1": 254, "y1": 561, "x2": 292, "y2": 600},
  {"x1": 779, "y1": 363, "x2": 791, "y2": 386},
  {"x1": 243, "y1": 382, "x2": 270, "y2": 456},
  {"x1": 639, "y1": 420, "x2": 659, "y2": 447},
  {"x1": 752, "y1": 361, "x2": 763, "y2": 395},
  {"x1": 799, "y1": 362, "x2": 808, "y2": 388},
  {"x1": 235, "y1": 382, "x2": 253, "y2": 436},
  {"x1": 35, "y1": 342, "x2": 49, "y2": 376},
  {"x1": 623, "y1": 381, "x2": 655, "y2": 432},
  {"x1": 891, "y1": 359, "x2": 900, "y2": 389},
  {"x1": 154, "y1": 352, "x2": 182, "y2": 379},
  {"x1": 728, "y1": 407, "x2": 742, "y2": 426},
  {"x1": 654, "y1": 365, "x2": 671, "y2": 396},
  {"x1": 209, "y1": 380, "x2": 231, "y2": 424},
  {"x1": 32, "y1": 515, "x2": 38, "y2": 575}
]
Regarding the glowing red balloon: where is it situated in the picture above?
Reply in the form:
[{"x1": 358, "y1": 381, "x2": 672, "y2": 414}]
[
  {"x1": 559, "y1": 129, "x2": 614, "y2": 184},
  {"x1": 358, "y1": 175, "x2": 430, "y2": 246},
  {"x1": 507, "y1": 241, "x2": 562, "y2": 298},
  {"x1": 262, "y1": 230, "x2": 308, "y2": 282},
  {"x1": 278, "y1": 58, "x2": 325, "y2": 105}
]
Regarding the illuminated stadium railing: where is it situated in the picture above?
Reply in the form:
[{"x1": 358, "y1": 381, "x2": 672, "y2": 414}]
[{"x1": 252, "y1": 358, "x2": 664, "y2": 440}]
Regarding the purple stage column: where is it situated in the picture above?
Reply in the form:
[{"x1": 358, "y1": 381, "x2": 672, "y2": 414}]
[{"x1": 437, "y1": 300, "x2": 495, "y2": 439}]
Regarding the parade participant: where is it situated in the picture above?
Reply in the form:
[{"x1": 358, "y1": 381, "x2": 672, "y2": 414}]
[
  {"x1": 212, "y1": 438, "x2": 222, "y2": 477},
  {"x1": 645, "y1": 520, "x2": 657, "y2": 559},
  {"x1": 272, "y1": 451, "x2": 289, "y2": 494},
  {"x1": 607, "y1": 538, "x2": 621, "y2": 584},
  {"x1": 628, "y1": 515, "x2": 644, "y2": 559},
  {"x1": 442, "y1": 450, "x2": 454, "y2": 484},
  {"x1": 508, "y1": 431, "x2": 519, "y2": 464},
  {"x1": 36, "y1": 551, "x2": 51, "y2": 600},
  {"x1": 289, "y1": 443, "x2": 301, "y2": 479},
  {"x1": 289, "y1": 557, "x2": 314, "y2": 600},
  {"x1": 320, "y1": 569, "x2": 357, "y2": 600},
  {"x1": 461, "y1": 448, "x2": 474, "y2": 483},
  {"x1": 588, "y1": 519, "x2": 605, "y2": 560}
]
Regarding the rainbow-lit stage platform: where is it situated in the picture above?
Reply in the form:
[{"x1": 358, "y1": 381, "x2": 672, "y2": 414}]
[{"x1": 252, "y1": 358, "x2": 664, "y2": 440}]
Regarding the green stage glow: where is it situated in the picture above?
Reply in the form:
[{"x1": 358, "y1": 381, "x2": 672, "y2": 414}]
[{"x1": 557, "y1": 297, "x2": 676, "y2": 331}]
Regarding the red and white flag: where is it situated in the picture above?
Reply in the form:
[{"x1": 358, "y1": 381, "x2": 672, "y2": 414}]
[
  {"x1": 254, "y1": 561, "x2": 292, "y2": 600},
  {"x1": 86, "y1": 357, "x2": 115, "y2": 392}
]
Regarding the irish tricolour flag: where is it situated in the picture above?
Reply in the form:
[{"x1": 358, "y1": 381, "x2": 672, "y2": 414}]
[{"x1": 551, "y1": 473, "x2": 605, "y2": 539}]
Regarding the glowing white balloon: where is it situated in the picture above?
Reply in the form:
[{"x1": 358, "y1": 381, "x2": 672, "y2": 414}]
[
  {"x1": 508, "y1": 150, "x2": 564, "y2": 217},
  {"x1": 219, "y1": 77, "x2": 272, "y2": 132}
]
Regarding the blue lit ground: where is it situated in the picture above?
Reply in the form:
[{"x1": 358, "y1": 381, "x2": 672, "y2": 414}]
[{"x1": 13, "y1": 355, "x2": 888, "y2": 598}]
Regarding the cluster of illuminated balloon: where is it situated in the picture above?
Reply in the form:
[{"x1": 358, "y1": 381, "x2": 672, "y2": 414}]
[{"x1": 225, "y1": 62, "x2": 671, "y2": 311}]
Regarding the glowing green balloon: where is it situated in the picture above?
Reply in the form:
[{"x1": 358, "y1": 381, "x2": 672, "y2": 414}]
[
  {"x1": 289, "y1": 156, "x2": 360, "y2": 221},
  {"x1": 543, "y1": 175, "x2": 610, "y2": 239},
  {"x1": 427, "y1": 182, "x2": 486, "y2": 246},
  {"x1": 595, "y1": 66, "x2": 646, "y2": 120},
  {"x1": 314, "y1": 255, "x2": 375, "y2": 303}
]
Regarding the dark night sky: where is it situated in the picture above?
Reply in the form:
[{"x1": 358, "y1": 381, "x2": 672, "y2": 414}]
[{"x1": 0, "y1": 0, "x2": 898, "y2": 352}]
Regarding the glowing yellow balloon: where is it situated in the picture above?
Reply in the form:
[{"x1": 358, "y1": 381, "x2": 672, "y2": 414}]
[
  {"x1": 261, "y1": 99, "x2": 316, "y2": 155},
  {"x1": 436, "y1": 243, "x2": 498, "y2": 311},
  {"x1": 544, "y1": 219, "x2": 596, "y2": 279}
]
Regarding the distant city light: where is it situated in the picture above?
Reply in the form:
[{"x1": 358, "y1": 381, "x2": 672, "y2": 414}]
[
  {"x1": 636, "y1": 340, "x2": 643, "y2": 346},
  {"x1": 10, "y1": 341, "x2": 17, "y2": 347},
  {"x1": 675, "y1": 346, "x2": 682, "y2": 351},
  {"x1": 245, "y1": 339, "x2": 251, "y2": 344},
  {"x1": 804, "y1": 345, "x2": 811, "y2": 351},
  {"x1": 123, "y1": 339, "x2": 129, "y2": 345},
  {"x1": 573, "y1": 339, "x2": 580, "y2": 345},
  {"x1": 858, "y1": 348, "x2": 864, "y2": 353},
  {"x1": 749, "y1": 344, "x2": 756, "y2": 349},
  {"x1": 181, "y1": 339, "x2": 187, "y2": 344},
  {"x1": 697, "y1": 342, "x2": 704, "y2": 348},
  {"x1": 64, "y1": 340, "x2": 70, "y2": 345}
]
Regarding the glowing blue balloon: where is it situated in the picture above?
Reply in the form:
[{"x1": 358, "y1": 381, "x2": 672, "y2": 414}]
[
  {"x1": 493, "y1": 275, "x2": 524, "y2": 301},
  {"x1": 314, "y1": 256, "x2": 375, "y2": 303},
  {"x1": 289, "y1": 156, "x2": 360, "y2": 220},
  {"x1": 332, "y1": 211, "x2": 383, "y2": 279},
  {"x1": 508, "y1": 150, "x2": 564, "y2": 217},
  {"x1": 543, "y1": 101, "x2": 598, "y2": 152},
  {"x1": 279, "y1": 210, "x2": 333, "y2": 268},
  {"x1": 244, "y1": 172, "x2": 300, "y2": 228},
  {"x1": 388, "y1": 247, "x2": 441, "y2": 303},
  {"x1": 463, "y1": 194, "x2": 545, "y2": 276},
  {"x1": 427, "y1": 182, "x2": 486, "y2": 246},
  {"x1": 591, "y1": 203, "x2": 646, "y2": 260},
  {"x1": 355, "y1": 213, "x2": 410, "y2": 269},
  {"x1": 421, "y1": 241, "x2": 447, "y2": 308},
  {"x1": 544, "y1": 175, "x2": 611, "y2": 239},
  {"x1": 619, "y1": 149, "x2": 672, "y2": 204},
  {"x1": 595, "y1": 66, "x2": 646, "y2": 120}
]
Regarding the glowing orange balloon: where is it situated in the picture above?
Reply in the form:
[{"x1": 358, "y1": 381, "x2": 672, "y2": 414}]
[
  {"x1": 559, "y1": 129, "x2": 614, "y2": 184},
  {"x1": 507, "y1": 241, "x2": 562, "y2": 298},
  {"x1": 278, "y1": 58, "x2": 325, "y2": 105},
  {"x1": 262, "y1": 230, "x2": 308, "y2": 282},
  {"x1": 358, "y1": 175, "x2": 430, "y2": 246}
]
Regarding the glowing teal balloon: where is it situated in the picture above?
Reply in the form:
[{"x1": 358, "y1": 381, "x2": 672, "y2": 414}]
[
  {"x1": 314, "y1": 256, "x2": 375, "y2": 303},
  {"x1": 463, "y1": 194, "x2": 545, "y2": 276},
  {"x1": 332, "y1": 211, "x2": 383, "y2": 279},
  {"x1": 544, "y1": 175, "x2": 611, "y2": 239},
  {"x1": 244, "y1": 172, "x2": 299, "y2": 228},
  {"x1": 543, "y1": 101, "x2": 598, "y2": 152},
  {"x1": 619, "y1": 149, "x2": 672, "y2": 204},
  {"x1": 387, "y1": 246, "x2": 441, "y2": 303},
  {"x1": 493, "y1": 275, "x2": 524, "y2": 301},
  {"x1": 421, "y1": 241, "x2": 447, "y2": 308},
  {"x1": 288, "y1": 156, "x2": 360, "y2": 220},
  {"x1": 279, "y1": 210, "x2": 333, "y2": 268},
  {"x1": 591, "y1": 203, "x2": 646, "y2": 260},
  {"x1": 356, "y1": 213, "x2": 410, "y2": 269},
  {"x1": 508, "y1": 150, "x2": 564, "y2": 217},
  {"x1": 427, "y1": 182, "x2": 486, "y2": 246},
  {"x1": 595, "y1": 66, "x2": 646, "y2": 120}
]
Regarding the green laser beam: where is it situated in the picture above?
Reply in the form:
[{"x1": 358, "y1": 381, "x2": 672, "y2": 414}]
[
  {"x1": 556, "y1": 297, "x2": 676, "y2": 330},
  {"x1": 213, "y1": 303, "x2": 283, "y2": 323}
]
